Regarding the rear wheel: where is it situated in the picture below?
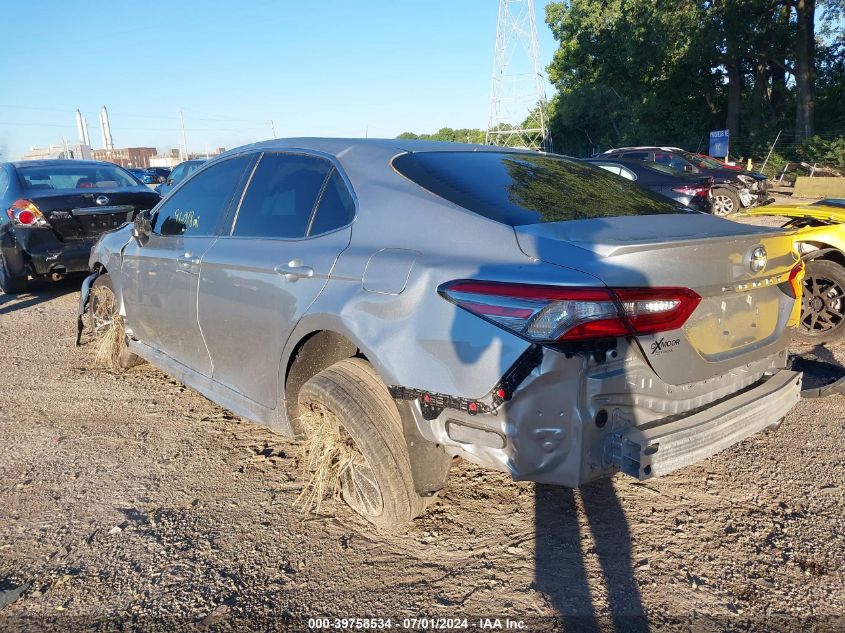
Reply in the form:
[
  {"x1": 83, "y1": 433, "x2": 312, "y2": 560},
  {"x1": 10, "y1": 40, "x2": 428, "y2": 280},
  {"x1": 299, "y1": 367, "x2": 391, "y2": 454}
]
[
  {"x1": 0, "y1": 250, "x2": 27, "y2": 294},
  {"x1": 89, "y1": 274, "x2": 142, "y2": 369},
  {"x1": 297, "y1": 358, "x2": 428, "y2": 531},
  {"x1": 711, "y1": 187, "x2": 739, "y2": 216},
  {"x1": 795, "y1": 259, "x2": 845, "y2": 344}
]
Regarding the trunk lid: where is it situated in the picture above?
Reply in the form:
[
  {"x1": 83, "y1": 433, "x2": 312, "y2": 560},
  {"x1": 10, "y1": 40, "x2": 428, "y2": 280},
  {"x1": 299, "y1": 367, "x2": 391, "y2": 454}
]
[
  {"x1": 29, "y1": 189, "x2": 160, "y2": 240},
  {"x1": 514, "y1": 214, "x2": 798, "y2": 384}
]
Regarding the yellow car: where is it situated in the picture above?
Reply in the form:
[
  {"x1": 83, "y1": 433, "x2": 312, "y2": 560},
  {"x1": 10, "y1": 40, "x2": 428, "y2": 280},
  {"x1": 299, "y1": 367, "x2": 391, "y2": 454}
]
[{"x1": 742, "y1": 198, "x2": 845, "y2": 343}]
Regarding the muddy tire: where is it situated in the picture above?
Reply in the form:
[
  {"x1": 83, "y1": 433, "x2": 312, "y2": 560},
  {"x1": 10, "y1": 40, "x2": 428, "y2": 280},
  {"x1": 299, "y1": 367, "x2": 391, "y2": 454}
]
[
  {"x1": 89, "y1": 274, "x2": 142, "y2": 369},
  {"x1": 0, "y1": 250, "x2": 26, "y2": 294},
  {"x1": 298, "y1": 358, "x2": 427, "y2": 531},
  {"x1": 794, "y1": 259, "x2": 845, "y2": 344},
  {"x1": 711, "y1": 187, "x2": 740, "y2": 216}
]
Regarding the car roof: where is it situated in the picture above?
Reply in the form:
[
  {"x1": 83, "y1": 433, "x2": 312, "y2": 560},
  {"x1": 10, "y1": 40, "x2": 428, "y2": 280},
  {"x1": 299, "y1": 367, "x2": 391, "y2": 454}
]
[
  {"x1": 603, "y1": 146, "x2": 687, "y2": 153},
  {"x1": 224, "y1": 137, "x2": 543, "y2": 159}
]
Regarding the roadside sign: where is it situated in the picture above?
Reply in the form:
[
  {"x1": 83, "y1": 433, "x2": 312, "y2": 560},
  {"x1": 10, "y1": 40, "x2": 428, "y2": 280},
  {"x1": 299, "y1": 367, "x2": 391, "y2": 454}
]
[{"x1": 709, "y1": 130, "x2": 730, "y2": 159}]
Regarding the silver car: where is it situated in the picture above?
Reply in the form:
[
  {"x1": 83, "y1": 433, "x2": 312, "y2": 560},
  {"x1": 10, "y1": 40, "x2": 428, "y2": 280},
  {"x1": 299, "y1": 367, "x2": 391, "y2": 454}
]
[{"x1": 80, "y1": 139, "x2": 804, "y2": 530}]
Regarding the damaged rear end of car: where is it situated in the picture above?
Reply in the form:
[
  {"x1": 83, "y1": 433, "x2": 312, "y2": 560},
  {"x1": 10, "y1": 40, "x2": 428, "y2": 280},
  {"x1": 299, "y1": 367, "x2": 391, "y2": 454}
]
[{"x1": 388, "y1": 150, "x2": 803, "y2": 487}]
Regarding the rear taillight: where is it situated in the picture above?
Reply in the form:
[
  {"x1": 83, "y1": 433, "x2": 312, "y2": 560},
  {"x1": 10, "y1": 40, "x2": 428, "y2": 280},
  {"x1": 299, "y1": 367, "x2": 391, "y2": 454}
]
[
  {"x1": 785, "y1": 261, "x2": 805, "y2": 299},
  {"x1": 439, "y1": 281, "x2": 702, "y2": 343},
  {"x1": 6, "y1": 199, "x2": 49, "y2": 227},
  {"x1": 672, "y1": 185, "x2": 710, "y2": 197}
]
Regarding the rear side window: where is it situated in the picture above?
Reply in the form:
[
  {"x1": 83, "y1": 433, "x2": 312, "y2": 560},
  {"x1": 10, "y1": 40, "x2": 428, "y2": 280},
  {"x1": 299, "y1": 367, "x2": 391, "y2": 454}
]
[
  {"x1": 393, "y1": 151, "x2": 683, "y2": 226},
  {"x1": 620, "y1": 151, "x2": 650, "y2": 160},
  {"x1": 154, "y1": 155, "x2": 251, "y2": 237},
  {"x1": 593, "y1": 163, "x2": 636, "y2": 181},
  {"x1": 309, "y1": 170, "x2": 355, "y2": 235},
  {"x1": 233, "y1": 153, "x2": 332, "y2": 239}
]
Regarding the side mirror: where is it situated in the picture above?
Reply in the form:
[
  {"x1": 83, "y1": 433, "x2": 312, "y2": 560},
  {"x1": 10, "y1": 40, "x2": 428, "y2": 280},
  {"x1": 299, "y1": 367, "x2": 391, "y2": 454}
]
[{"x1": 132, "y1": 210, "x2": 153, "y2": 246}]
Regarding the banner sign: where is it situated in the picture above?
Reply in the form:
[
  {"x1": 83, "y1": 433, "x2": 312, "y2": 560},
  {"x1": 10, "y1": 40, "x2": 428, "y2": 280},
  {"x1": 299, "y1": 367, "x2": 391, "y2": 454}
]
[{"x1": 709, "y1": 130, "x2": 730, "y2": 158}]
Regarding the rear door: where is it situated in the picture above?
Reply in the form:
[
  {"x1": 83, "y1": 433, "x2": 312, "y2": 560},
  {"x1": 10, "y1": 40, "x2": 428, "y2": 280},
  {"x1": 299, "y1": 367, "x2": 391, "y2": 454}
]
[
  {"x1": 197, "y1": 151, "x2": 355, "y2": 408},
  {"x1": 121, "y1": 154, "x2": 254, "y2": 375}
]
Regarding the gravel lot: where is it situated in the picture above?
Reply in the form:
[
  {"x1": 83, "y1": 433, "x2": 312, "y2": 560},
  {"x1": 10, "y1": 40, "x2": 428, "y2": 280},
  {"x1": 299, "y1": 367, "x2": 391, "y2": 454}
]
[{"x1": 1, "y1": 216, "x2": 844, "y2": 631}]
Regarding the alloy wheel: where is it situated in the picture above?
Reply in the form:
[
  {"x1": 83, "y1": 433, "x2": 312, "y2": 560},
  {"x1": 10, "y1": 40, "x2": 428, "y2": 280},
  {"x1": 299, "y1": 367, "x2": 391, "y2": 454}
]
[
  {"x1": 800, "y1": 273, "x2": 845, "y2": 336},
  {"x1": 712, "y1": 194, "x2": 734, "y2": 216}
]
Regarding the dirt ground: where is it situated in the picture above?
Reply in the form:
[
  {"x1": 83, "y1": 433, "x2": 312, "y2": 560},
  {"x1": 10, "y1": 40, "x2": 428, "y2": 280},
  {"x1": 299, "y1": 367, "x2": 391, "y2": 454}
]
[{"x1": 1, "y1": 223, "x2": 844, "y2": 631}]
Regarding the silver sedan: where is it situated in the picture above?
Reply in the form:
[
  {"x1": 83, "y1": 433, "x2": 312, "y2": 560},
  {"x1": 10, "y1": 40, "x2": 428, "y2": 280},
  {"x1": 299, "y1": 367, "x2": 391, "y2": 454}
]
[{"x1": 80, "y1": 138, "x2": 804, "y2": 529}]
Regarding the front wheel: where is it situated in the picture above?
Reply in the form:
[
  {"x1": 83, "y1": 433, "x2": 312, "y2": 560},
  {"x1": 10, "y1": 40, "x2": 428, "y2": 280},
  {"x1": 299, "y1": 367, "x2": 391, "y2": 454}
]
[
  {"x1": 297, "y1": 358, "x2": 428, "y2": 531},
  {"x1": 89, "y1": 274, "x2": 142, "y2": 369},
  {"x1": 711, "y1": 187, "x2": 740, "y2": 216},
  {"x1": 794, "y1": 259, "x2": 845, "y2": 344}
]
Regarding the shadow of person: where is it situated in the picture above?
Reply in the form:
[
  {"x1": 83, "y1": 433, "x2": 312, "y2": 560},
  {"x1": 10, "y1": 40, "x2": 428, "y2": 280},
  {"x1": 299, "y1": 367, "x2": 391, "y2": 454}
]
[{"x1": 534, "y1": 480, "x2": 648, "y2": 632}]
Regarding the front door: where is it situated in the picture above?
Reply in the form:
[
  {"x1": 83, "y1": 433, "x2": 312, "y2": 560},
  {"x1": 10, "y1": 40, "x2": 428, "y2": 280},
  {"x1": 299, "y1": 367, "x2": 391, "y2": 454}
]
[
  {"x1": 197, "y1": 151, "x2": 356, "y2": 408},
  {"x1": 121, "y1": 154, "x2": 254, "y2": 375}
]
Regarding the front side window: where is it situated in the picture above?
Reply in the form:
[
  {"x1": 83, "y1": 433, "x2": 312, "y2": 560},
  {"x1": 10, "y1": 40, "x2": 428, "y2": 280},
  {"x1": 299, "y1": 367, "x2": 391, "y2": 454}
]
[
  {"x1": 654, "y1": 152, "x2": 673, "y2": 167},
  {"x1": 168, "y1": 165, "x2": 186, "y2": 183},
  {"x1": 393, "y1": 151, "x2": 684, "y2": 226},
  {"x1": 233, "y1": 153, "x2": 333, "y2": 239},
  {"x1": 154, "y1": 155, "x2": 251, "y2": 237}
]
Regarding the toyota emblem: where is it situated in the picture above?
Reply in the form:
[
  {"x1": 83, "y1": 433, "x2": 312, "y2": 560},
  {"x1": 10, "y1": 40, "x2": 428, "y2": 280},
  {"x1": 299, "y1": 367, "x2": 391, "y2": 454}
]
[
  {"x1": 749, "y1": 246, "x2": 767, "y2": 273},
  {"x1": 95, "y1": 195, "x2": 109, "y2": 206}
]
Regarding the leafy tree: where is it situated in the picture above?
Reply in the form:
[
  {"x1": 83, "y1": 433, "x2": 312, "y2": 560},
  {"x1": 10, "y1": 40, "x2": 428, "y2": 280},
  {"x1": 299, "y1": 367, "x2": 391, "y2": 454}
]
[{"x1": 544, "y1": 0, "x2": 845, "y2": 156}]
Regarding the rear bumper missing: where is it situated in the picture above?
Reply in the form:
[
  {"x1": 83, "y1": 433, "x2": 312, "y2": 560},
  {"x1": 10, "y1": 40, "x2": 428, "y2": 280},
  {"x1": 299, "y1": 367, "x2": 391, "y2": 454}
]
[
  {"x1": 605, "y1": 369, "x2": 802, "y2": 479},
  {"x1": 11, "y1": 228, "x2": 95, "y2": 275}
]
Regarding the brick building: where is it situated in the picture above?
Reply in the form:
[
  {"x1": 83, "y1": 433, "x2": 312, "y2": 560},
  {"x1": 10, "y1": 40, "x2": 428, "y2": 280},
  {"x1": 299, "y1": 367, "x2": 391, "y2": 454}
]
[{"x1": 90, "y1": 147, "x2": 157, "y2": 168}]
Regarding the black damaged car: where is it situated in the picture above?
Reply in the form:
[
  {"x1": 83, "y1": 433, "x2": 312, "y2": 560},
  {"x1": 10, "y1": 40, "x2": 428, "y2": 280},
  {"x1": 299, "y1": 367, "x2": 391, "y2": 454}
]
[{"x1": 0, "y1": 160, "x2": 160, "y2": 293}]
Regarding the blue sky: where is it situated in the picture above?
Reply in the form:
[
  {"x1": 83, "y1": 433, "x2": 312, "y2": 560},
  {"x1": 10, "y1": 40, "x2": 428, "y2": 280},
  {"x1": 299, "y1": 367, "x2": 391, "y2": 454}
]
[{"x1": 0, "y1": 1, "x2": 558, "y2": 160}]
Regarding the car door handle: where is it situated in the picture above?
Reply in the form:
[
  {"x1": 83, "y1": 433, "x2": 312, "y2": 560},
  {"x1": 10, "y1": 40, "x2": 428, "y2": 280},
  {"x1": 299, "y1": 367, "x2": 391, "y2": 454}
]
[{"x1": 274, "y1": 259, "x2": 314, "y2": 282}]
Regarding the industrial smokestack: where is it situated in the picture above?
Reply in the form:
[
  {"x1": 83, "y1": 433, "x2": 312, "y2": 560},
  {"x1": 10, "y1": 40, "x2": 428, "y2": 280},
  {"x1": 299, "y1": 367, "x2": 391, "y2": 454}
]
[
  {"x1": 100, "y1": 106, "x2": 114, "y2": 150},
  {"x1": 99, "y1": 109, "x2": 108, "y2": 150},
  {"x1": 75, "y1": 109, "x2": 85, "y2": 145},
  {"x1": 81, "y1": 116, "x2": 90, "y2": 146}
]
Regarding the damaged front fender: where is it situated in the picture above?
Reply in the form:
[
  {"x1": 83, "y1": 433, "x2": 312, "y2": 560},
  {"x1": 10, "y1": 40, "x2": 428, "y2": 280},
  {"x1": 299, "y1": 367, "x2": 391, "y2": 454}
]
[{"x1": 76, "y1": 270, "x2": 101, "y2": 346}]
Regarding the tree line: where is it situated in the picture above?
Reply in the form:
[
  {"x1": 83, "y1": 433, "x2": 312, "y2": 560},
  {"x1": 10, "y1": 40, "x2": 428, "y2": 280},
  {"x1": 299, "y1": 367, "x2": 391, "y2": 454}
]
[{"x1": 544, "y1": 0, "x2": 844, "y2": 159}]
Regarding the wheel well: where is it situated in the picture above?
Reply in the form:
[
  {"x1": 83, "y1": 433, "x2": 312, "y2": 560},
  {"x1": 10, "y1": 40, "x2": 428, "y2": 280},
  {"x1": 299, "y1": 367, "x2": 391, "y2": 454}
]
[
  {"x1": 817, "y1": 249, "x2": 845, "y2": 268},
  {"x1": 283, "y1": 330, "x2": 451, "y2": 494},
  {"x1": 799, "y1": 242, "x2": 845, "y2": 269},
  {"x1": 284, "y1": 330, "x2": 364, "y2": 425},
  {"x1": 92, "y1": 262, "x2": 107, "y2": 274}
]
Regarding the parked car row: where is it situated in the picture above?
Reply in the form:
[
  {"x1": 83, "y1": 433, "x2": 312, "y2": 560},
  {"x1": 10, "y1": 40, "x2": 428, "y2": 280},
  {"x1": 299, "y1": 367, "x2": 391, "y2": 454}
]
[
  {"x1": 599, "y1": 146, "x2": 771, "y2": 216},
  {"x1": 0, "y1": 160, "x2": 160, "y2": 293},
  {"x1": 585, "y1": 157, "x2": 715, "y2": 213},
  {"x1": 63, "y1": 138, "x2": 804, "y2": 530}
]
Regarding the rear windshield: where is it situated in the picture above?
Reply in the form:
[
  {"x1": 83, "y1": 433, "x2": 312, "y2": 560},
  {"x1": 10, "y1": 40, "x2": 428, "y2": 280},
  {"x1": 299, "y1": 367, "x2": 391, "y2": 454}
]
[
  {"x1": 18, "y1": 164, "x2": 140, "y2": 190},
  {"x1": 392, "y1": 151, "x2": 684, "y2": 226}
]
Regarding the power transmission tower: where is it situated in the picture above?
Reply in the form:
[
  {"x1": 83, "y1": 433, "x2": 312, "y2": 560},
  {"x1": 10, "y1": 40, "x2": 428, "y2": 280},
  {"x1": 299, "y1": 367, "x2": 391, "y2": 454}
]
[{"x1": 486, "y1": 0, "x2": 551, "y2": 151}]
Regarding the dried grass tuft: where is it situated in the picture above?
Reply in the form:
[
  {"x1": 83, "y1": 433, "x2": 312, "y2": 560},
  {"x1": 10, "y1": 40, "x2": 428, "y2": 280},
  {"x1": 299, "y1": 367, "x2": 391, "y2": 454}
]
[
  {"x1": 93, "y1": 315, "x2": 126, "y2": 372},
  {"x1": 295, "y1": 404, "x2": 358, "y2": 514}
]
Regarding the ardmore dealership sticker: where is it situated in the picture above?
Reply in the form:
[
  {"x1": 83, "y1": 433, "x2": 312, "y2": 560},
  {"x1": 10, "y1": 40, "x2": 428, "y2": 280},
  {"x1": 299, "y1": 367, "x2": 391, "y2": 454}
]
[{"x1": 650, "y1": 336, "x2": 681, "y2": 355}]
